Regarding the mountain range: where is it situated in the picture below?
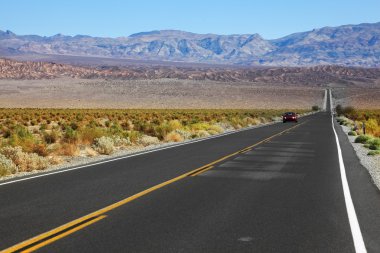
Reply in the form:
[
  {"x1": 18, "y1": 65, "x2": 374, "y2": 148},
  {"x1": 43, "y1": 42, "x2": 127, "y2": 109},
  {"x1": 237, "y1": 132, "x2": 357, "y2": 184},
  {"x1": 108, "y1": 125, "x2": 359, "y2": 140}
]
[
  {"x1": 2, "y1": 58, "x2": 380, "y2": 86},
  {"x1": 1, "y1": 22, "x2": 380, "y2": 67}
]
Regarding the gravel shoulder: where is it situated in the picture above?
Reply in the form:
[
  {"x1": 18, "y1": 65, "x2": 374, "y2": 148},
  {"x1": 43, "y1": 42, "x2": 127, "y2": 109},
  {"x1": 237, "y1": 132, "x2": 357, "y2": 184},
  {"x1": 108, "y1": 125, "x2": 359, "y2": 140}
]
[{"x1": 340, "y1": 124, "x2": 380, "y2": 190}]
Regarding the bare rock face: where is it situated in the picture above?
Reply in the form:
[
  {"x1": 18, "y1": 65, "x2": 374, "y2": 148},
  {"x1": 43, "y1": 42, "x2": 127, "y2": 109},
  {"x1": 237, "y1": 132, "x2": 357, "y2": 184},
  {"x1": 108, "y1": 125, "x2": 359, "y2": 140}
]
[
  {"x1": 1, "y1": 58, "x2": 380, "y2": 86},
  {"x1": 1, "y1": 22, "x2": 380, "y2": 67}
]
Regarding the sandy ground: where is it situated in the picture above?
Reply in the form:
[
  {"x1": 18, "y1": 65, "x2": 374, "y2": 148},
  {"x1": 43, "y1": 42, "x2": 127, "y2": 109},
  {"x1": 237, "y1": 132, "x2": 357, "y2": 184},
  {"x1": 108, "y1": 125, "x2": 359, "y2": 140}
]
[
  {"x1": 0, "y1": 78, "x2": 324, "y2": 109},
  {"x1": 332, "y1": 87, "x2": 380, "y2": 109}
]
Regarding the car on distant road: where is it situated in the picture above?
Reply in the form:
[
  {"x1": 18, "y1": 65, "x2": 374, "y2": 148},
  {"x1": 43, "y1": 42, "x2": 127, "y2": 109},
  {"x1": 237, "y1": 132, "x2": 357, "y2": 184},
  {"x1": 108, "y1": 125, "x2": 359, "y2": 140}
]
[{"x1": 283, "y1": 112, "x2": 298, "y2": 123}]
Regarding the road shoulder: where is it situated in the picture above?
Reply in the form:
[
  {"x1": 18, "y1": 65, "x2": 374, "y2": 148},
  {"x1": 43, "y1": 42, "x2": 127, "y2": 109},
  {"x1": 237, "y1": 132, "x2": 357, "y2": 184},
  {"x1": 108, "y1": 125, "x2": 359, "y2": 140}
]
[{"x1": 335, "y1": 119, "x2": 380, "y2": 252}]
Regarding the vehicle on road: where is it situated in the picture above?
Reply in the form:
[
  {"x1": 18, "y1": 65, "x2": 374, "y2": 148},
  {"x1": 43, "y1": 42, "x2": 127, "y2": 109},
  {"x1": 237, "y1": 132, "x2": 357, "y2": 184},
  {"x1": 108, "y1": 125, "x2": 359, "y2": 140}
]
[{"x1": 283, "y1": 112, "x2": 298, "y2": 123}]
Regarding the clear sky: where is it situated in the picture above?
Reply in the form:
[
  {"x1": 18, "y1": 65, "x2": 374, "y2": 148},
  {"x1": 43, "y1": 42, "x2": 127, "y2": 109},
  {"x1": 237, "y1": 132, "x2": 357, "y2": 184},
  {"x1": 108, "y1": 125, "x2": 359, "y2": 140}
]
[{"x1": 1, "y1": 0, "x2": 380, "y2": 39}]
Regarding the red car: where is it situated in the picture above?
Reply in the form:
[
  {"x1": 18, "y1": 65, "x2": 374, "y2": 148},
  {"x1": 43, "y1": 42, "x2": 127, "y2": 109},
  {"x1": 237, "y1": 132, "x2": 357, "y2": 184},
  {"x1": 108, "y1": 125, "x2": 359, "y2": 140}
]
[{"x1": 283, "y1": 112, "x2": 298, "y2": 123}]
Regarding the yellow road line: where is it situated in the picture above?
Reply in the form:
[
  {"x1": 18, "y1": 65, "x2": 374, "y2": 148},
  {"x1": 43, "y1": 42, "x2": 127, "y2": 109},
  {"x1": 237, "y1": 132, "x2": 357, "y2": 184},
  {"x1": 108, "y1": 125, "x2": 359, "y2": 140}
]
[
  {"x1": 1, "y1": 121, "x2": 306, "y2": 253},
  {"x1": 21, "y1": 215, "x2": 107, "y2": 253},
  {"x1": 240, "y1": 149, "x2": 251, "y2": 154},
  {"x1": 190, "y1": 166, "x2": 214, "y2": 177}
]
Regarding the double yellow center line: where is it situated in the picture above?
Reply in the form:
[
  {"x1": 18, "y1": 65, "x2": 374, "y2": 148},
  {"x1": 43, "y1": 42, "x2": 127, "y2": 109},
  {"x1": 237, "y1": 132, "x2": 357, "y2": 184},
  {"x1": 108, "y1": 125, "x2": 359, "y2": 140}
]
[{"x1": 1, "y1": 121, "x2": 305, "y2": 253}]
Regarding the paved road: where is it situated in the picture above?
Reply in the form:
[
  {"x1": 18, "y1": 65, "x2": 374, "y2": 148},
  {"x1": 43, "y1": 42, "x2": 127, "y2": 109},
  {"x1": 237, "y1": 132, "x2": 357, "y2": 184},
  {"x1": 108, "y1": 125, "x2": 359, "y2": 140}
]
[{"x1": 0, "y1": 93, "x2": 379, "y2": 252}]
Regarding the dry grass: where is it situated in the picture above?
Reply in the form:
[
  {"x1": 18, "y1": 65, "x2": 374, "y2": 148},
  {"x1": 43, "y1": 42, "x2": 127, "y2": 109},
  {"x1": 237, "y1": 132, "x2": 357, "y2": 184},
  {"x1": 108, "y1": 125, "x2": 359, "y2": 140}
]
[
  {"x1": 0, "y1": 108, "x2": 309, "y2": 177},
  {"x1": 337, "y1": 107, "x2": 380, "y2": 137},
  {"x1": 164, "y1": 131, "x2": 184, "y2": 142}
]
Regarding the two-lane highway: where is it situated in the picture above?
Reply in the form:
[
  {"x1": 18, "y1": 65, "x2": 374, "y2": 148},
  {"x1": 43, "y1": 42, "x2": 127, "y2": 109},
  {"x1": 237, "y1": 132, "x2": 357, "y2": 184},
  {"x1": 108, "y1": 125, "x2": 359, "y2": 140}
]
[{"x1": 1, "y1": 93, "x2": 379, "y2": 252}]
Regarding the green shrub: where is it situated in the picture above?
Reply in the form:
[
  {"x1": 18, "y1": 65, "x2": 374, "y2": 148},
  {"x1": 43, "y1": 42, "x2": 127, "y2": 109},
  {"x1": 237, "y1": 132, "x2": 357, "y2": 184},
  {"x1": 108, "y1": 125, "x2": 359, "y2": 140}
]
[
  {"x1": 108, "y1": 123, "x2": 124, "y2": 136},
  {"x1": 312, "y1": 105, "x2": 319, "y2": 111},
  {"x1": 355, "y1": 135, "x2": 372, "y2": 144},
  {"x1": 348, "y1": 131, "x2": 357, "y2": 136},
  {"x1": 126, "y1": 131, "x2": 142, "y2": 143},
  {"x1": 336, "y1": 105, "x2": 343, "y2": 116},
  {"x1": 43, "y1": 130, "x2": 60, "y2": 144},
  {"x1": 64, "y1": 127, "x2": 78, "y2": 143},
  {"x1": 78, "y1": 127, "x2": 105, "y2": 145},
  {"x1": 367, "y1": 150, "x2": 380, "y2": 156},
  {"x1": 70, "y1": 122, "x2": 79, "y2": 130},
  {"x1": 368, "y1": 138, "x2": 380, "y2": 150}
]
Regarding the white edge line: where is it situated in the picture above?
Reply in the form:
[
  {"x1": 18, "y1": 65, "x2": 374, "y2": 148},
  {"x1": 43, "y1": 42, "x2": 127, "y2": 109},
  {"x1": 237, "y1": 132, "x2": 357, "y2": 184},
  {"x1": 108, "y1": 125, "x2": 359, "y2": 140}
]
[
  {"x1": 0, "y1": 112, "x2": 317, "y2": 187},
  {"x1": 330, "y1": 90, "x2": 367, "y2": 253}
]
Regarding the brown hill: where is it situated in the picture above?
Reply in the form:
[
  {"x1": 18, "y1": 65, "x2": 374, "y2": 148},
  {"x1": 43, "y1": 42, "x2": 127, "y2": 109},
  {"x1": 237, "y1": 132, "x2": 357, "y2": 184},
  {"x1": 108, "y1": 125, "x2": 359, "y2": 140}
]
[{"x1": 1, "y1": 58, "x2": 380, "y2": 86}]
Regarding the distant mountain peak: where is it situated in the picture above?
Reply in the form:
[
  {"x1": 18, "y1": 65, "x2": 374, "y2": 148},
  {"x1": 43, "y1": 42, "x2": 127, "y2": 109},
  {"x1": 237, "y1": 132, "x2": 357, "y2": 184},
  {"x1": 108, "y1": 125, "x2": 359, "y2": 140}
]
[
  {"x1": 1, "y1": 22, "x2": 380, "y2": 67},
  {"x1": 129, "y1": 30, "x2": 161, "y2": 37}
]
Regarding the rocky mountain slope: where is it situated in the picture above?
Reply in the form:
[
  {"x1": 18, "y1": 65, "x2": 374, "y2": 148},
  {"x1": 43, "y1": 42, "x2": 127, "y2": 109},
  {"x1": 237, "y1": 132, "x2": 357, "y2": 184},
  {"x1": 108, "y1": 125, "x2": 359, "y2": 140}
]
[
  {"x1": 1, "y1": 22, "x2": 380, "y2": 67},
  {"x1": 1, "y1": 58, "x2": 380, "y2": 86}
]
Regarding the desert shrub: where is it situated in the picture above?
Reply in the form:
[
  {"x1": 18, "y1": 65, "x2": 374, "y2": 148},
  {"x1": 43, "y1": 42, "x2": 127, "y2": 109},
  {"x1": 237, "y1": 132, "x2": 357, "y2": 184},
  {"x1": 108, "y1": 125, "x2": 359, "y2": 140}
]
[
  {"x1": 164, "y1": 131, "x2": 184, "y2": 142},
  {"x1": 312, "y1": 105, "x2": 319, "y2": 111},
  {"x1": 368, "y1": 138, "x2": 380, "y2": 150},
  {"x1": 32, "y1": 143, "x2": 49, "y2": 157},
  {"x1": 367, "y1": 150, "x2": 380, "y2": 156},
  {"x1": 0, "y1": 146, "x2": 28, "y2": 170},
  {"x1": 335, "y1": 105, "x2": 343, "y2": 116},
  {"x1": 7, "y1": 125, "x2": 36, "y2": 150},
  {"x1": 153, "y1": 123, "x2": 171, "y2": 140},
  {"x1": 348, "y1": 131, "x2": 357, "y2": 136},
  {"x1": 336, "y1": 117, "x2": 344, "y2": 124},
  {"x1": 26, "y1": 153, "x2": 50, "y2": 171},
  {"x1": 123, "y1": 120, "x2": 134, "y2": 131},
  {"x1": 190, "y1": 123, "x2": 224, "y2": 134},
  {"x1": 365, "y1": 118, "x2": 379, "y2": 136},
  {"x1": 208, "y1": 125, "x2": 224, "y2": 134},
  {"x1": 111, "y1": 135, "x2": 131, "y2": 147},
  {"x1": 192, "y1": 130, "x2": 210, "y2": 138},
  {"x1": 175, "y1": 129, "x2": 192, "y2": 140},
  {"x1": 241, "y1": 117, "x2": 256, "y2": 126},
  {"x1": 190, "y1": 122, "x2": 210, "y2": 131},
  {"x1": 0, "y1": 146, "x2": 49, "y2": 172},
  {"x1": 217, "y1": 122, "x2": 234, "y2": 131},
  {"x1": 93, "y1": 136, "x2": 115, "y2": 155},
  {"x1": 108, "y1": 123, "x2": 124, "y2": 136},
  {"x1": 138, "y1": 135, "x2": 160, "y2": 146},
  {"x1": 43, "y1": 130, "x2": 60, "y2": 144},
  {"x1": 40, "y1": 123, "x2": 47, "y2": 131},
  {"x1": 0, "y1": 154, "x2": 18, "y2": 176},
  {"x1": 78, "y1": 127, "x2": 105, "y2": 144},
  {"x1": 354, "y1": 135, "x2": 372, "y2": 144},
  {"x1": 167, "y1": 120, "x2": 182, "y2": 130},
  {"x1": 64, "y1": 127, "x2": 78, "y2": 144},
  {"x1": 70, "y1": 122, "x2": 79, "y2": 130},
  {"x1": 58, "y1": 143, "x2": 79, "y2": 156},
  {"x1": 230, "y1": 118, "x2": 243, "y2": 129},
  {"x1": 126, "y1": 131, "x2": 142, "y2": 143}
]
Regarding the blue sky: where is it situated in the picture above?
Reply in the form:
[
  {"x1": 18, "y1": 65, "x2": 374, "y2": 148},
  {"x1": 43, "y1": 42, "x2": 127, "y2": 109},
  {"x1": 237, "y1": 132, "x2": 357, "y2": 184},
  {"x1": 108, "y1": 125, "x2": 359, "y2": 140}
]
[{"x1": 1, "y1": 0, "x2": 380, "y2": 39}]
